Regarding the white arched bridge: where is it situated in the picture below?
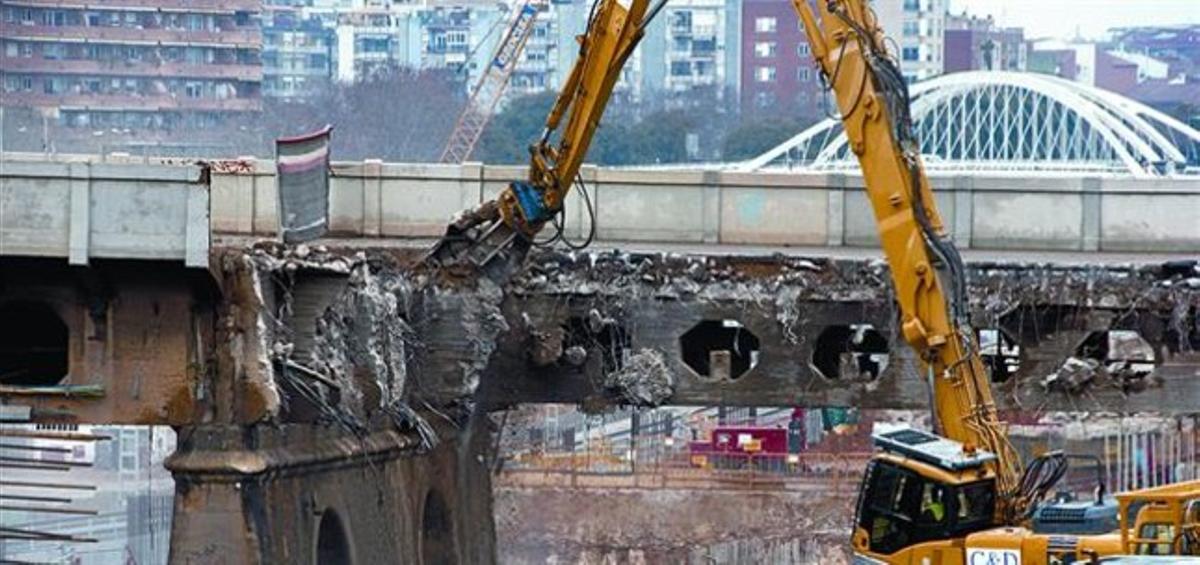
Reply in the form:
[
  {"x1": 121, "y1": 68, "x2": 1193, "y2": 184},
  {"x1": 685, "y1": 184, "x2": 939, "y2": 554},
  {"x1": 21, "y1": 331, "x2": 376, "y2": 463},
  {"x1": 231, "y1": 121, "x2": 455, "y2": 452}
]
[{"x1": 745, "y1": 71, "x2": 1200, "y2": 178}]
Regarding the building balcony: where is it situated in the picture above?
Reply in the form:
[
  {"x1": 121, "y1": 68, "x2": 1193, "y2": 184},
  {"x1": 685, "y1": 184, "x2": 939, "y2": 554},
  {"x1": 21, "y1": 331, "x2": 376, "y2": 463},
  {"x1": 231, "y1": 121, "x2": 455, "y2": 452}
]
[
  {"x1": 264, "y1": 66, "x2": 331, "y2": 78},
  {"x1": 0, "y1": 56, "x2": 263, "y2": 81},
  {"x1": 2, "y1": 0, "x2": 260, "y2": 14},
  {"x1": 2, "y1": 92, "x2": 262, "y2": 112},
  {"x1": 263, "y1": 43, "x2": 331, "y2": 55},
  {"x1": 1, "y1": 23, "x2": 262, "y2": 48}
]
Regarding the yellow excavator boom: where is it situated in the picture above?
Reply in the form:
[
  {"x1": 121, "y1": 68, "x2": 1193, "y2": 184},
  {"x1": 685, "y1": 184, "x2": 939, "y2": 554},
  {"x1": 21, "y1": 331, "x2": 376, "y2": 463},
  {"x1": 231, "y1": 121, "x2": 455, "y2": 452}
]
[
  {"x1": 791, "y1": 0, "x2": 1024, "y2": 518},
  {"x1": 427, "y1": 0, "x2": 664, "y2": 281}
]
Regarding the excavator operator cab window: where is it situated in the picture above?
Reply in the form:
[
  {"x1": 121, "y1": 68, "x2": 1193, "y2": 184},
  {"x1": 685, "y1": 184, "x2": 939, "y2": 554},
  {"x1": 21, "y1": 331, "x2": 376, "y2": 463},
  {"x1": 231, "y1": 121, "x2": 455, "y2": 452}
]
[
  {"x1": 1136, "y1": 523, "x2": 1176, "y2": 555},
  {"x1": 1185, "y1": 500, "x2": 1200, "y2": 554},
  {"x1": 857, "y1": 460, "x2": 997, "y2": 555}
]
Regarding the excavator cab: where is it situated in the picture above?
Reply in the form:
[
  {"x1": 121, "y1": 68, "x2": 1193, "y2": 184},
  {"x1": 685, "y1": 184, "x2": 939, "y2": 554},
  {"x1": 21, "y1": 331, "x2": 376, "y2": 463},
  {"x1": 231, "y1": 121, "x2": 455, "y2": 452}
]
[
  {"x1": 853, "y1": 428, "x2": 1001, "y2": 560},
  {"x1": 1117, "y1": 480, "x2": 1200, "y2": 556}
]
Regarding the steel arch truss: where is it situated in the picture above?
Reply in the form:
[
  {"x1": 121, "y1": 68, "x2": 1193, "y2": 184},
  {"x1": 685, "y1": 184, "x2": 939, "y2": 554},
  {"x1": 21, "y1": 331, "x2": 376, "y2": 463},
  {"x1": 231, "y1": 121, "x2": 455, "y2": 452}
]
[{"x1": 745, "y1": 71, "x2": 1200, "y2": 178}]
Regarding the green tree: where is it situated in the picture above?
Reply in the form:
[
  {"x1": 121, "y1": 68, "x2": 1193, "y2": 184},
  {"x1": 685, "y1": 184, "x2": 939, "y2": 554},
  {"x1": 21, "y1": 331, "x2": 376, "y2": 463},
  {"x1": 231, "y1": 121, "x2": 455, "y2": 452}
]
[
  {"x1": 721, "y1": 116, "x2": 810, "y2": 162},
  {"x1": 623, "y1": 109, "x2": 697, "y2": 164},
  {"x1": 474, "y1": 91, "x2": 558, "y2": 164},
  {"x1": 274, "y1": 66, "x2": 462, "y2": 161}
]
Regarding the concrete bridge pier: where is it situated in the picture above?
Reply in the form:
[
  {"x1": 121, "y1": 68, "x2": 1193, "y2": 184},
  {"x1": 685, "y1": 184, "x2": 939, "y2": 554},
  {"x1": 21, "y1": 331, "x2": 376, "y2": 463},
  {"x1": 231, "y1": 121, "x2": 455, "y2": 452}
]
[{"x1": 165, "y1": 419, "x2": 496, "y2": 565}]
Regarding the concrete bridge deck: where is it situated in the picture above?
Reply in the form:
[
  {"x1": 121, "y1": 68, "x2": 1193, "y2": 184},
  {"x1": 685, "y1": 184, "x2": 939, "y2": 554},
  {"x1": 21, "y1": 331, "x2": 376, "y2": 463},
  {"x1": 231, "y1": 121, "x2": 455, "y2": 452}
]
[{"x1": 1, "y1": 153, "x2": 1198, "y2": 564}]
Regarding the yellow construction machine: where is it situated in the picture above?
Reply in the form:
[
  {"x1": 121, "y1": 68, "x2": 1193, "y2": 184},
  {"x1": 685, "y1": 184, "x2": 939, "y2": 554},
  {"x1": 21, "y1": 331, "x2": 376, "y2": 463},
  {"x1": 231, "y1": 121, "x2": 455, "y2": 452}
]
[
  {"x1": 791, "y1": 1, "x2": 1200, "y2": 563},
  {"x1": 1115, "y1": 480, "x2": 1200, "y2": 556},
  {"x1": 427, "y1": 0, "x2": 666, "y2": 281}
]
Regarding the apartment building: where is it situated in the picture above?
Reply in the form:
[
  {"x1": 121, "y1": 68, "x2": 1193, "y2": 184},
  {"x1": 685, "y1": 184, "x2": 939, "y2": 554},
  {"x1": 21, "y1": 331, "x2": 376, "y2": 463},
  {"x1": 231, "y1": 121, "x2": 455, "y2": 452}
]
[
  {"x1": 639, "y1": 0, "x2": 740, "y2": 98},
  {"x1": 508, "y1": 6, "x2": 558, "y2": 96},
  {"x1": 874, "y1": 0, "x2": 946, "y2": 82},
  {"x1": 0, "y1": 0, "x2": 263, "y2": 133},
  {"x1": 263, "y1": 3, "x2": 337, "y2": 98},
  {"x1": 739, "y1": 0, "x2": 822, "y2": 116},
  {"x1": 334, "y1": 5, "x2": 420, "y2": 81},
  {"x1": 1111, "y1": 25, "x2": 1200, "y2": 81},
  {"x1": 421, "y1": 4, "x2": 506, "y2": 84},
  {"x1": 944, "y1": 13, "x2": 1026, "y2": 73}
]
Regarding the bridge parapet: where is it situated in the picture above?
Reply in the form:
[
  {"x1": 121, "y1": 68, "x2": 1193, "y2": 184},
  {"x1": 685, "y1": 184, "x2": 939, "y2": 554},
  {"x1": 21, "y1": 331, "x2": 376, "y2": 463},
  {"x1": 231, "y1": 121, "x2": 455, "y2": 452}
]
[
  {"x1": 203, "y1": 158, "x2": 1200, "y2": 253},
  {"x1": 0, "y1": 156, "x2": 209, "y2": 266},
  {"x1": 4, "y1": 153, "x2": 1198, "y2": 254}
]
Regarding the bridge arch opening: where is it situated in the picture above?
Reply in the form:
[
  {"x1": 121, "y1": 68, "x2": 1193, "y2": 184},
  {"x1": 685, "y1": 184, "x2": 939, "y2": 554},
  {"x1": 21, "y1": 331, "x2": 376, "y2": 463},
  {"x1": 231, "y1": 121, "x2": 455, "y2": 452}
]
[
  {"x1": 316, "y1": 508, "x2": 353, "y2": 565},
  {"x1": 679, "y1": 319, "x2": 761, "y2": 381},
  {"x1": 0, "y1": 300, "x2": 68, "y2": 387},
  {"x1": 421, "y1": 489, "x2": 458, "y2": 565},
  {"x1": 810, "y1": 324, "x2": 889, "y2": 382}
]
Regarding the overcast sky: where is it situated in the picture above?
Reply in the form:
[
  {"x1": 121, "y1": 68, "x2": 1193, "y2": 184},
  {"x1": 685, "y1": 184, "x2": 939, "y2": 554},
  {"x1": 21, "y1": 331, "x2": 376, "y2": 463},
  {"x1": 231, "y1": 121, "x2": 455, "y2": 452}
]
[{"x1": 946, "y1": 0, "x2": 1200, "y2": 40}]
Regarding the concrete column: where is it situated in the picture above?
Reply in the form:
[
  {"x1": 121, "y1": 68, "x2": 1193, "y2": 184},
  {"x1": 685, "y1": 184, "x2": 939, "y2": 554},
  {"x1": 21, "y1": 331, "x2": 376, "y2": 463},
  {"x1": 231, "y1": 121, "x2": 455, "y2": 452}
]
[
  {"x1": 826, "y1": 173, "x2": 846, "y2": 247},
  {"x1": 252, "y1": 164, "x2": 277, "y2": 237},
  {"x1": 1081, "y1": 177, "x2": 1102, "y2": 252},
  {"x1": 185, "y1": 183, "x2": 210, "y2": 268},
  {"x1": 209, "y1": 170, "x2": 255, "y2": 235},
  {"x1": 363, "y1": 159, "x2": 383, "y2": 237},
  {"x1": 952, "y1": 176, "x2": 974, "y2": 249},
  {"x1": 702, "y1": 170, "x2": 721, "y2": 244},
  {"x1": 463, "y1": 161, "x2": 485, "y2": 209},
  {"x1": 67, "y1": 162, "x2": 90, "y2": 266}
]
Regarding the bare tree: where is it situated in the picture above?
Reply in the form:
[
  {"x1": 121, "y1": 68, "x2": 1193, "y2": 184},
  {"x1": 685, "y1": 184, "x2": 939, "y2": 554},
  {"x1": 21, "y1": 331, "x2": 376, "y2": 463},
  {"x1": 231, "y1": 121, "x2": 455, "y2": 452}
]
[{"x1": 261, "y1": 65, "x2": 465, "y2": 162}]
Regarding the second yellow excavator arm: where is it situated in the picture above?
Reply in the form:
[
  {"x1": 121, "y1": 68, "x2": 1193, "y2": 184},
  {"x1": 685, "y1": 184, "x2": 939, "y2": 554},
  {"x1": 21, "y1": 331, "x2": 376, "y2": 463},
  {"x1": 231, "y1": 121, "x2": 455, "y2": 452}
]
[
  {"x1": 427, "y1": 0, "x2": 664, "y2": 281},
  {"x1": 792, "y1": 0, "x2": 1028, "y2": 520}
]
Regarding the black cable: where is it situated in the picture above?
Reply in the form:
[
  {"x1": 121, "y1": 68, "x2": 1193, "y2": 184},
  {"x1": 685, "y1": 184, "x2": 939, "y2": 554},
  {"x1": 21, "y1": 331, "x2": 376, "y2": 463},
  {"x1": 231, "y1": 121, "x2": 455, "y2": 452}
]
[
  {"x1": 1016, "y1": 451, "x2": 1069, "y2": 520},
  {"x1": 828, "y1": 2, "x2": 973, "y2": 330},
  {"x1": 559, "y1": 173, "x2": 597, "y2": 250},
  {"x1": 817, "y1": 36, "x2": 869, "y2": 123}
]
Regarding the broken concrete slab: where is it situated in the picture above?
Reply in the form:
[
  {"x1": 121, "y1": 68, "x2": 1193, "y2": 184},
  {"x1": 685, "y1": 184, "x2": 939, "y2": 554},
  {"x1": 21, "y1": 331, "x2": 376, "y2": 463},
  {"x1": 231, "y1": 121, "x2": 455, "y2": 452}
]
[{"x1": 213, "y1": 245, "x2": 1200, "y2": 417}]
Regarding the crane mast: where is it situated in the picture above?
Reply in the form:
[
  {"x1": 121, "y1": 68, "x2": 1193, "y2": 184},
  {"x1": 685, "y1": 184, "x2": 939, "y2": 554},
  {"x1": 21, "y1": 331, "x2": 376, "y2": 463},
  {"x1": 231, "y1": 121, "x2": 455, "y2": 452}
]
[
  {"x1": 441, "y1": 0, "x2": 545, "y2": 164},
  {"x1": 792, "y1": 0, "x2": 1025, "y2": 519}
]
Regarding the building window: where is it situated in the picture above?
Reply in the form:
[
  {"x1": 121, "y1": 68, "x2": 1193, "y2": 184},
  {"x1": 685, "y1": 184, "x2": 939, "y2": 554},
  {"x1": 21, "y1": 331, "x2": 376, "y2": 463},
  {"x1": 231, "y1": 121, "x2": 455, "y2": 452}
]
[
  {"x1": 754, "y1": 66, "x2": 776, "y2": 82},
  {"x1": 671, "y1": 11, "x2": 692, "y2": 34},
  {"x1": 42, "y1": 10, "x2": 67, "y2": 27},
  {"x1": 797, "y1": 67, "x2": 810, "y2": 81},
  {"x1": 902, "y1": 47, "x2": 920, "y2": 61},
  {"x1": 754, "y1": 41, "x2": 776, "y2": 58},
  {"x1": 43, "y1": 78, "x2": 63, "y2": 94},
  {"x1": 797, "y1": 42, "x2": 810, "y2": 57},
  {"x1": 904, "y1": 0, "x2": 921, "y2": 11},
  {"x1": 903, "y1": 21, "x2": 919, "y2": 36},
  {"x1": 43, "y1": 43, "x2": 64, "y2": 60},
  {"x1": 755, "y1": 17, "x2": 777, "y2": 33},
  {"x1": 670, "y1": 60, "x2": 691, "y2": 76},
  {"x1": 754, "y1": 91, "x2": 776, "y2": 108},
  {"x1": 4, "y1": 75, "x2": 33, "y2": 93}
]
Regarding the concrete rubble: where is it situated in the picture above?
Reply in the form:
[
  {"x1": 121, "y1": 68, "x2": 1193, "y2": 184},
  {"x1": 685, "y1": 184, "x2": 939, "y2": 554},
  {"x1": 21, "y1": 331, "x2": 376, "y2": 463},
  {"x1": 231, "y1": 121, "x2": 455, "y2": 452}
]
[
  {"x1": 211, "y1": 244, "x2": 1200, "y2": 421},
  {"x1": 602, "y1": 348, "x2": 675, "y2": 406}
]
